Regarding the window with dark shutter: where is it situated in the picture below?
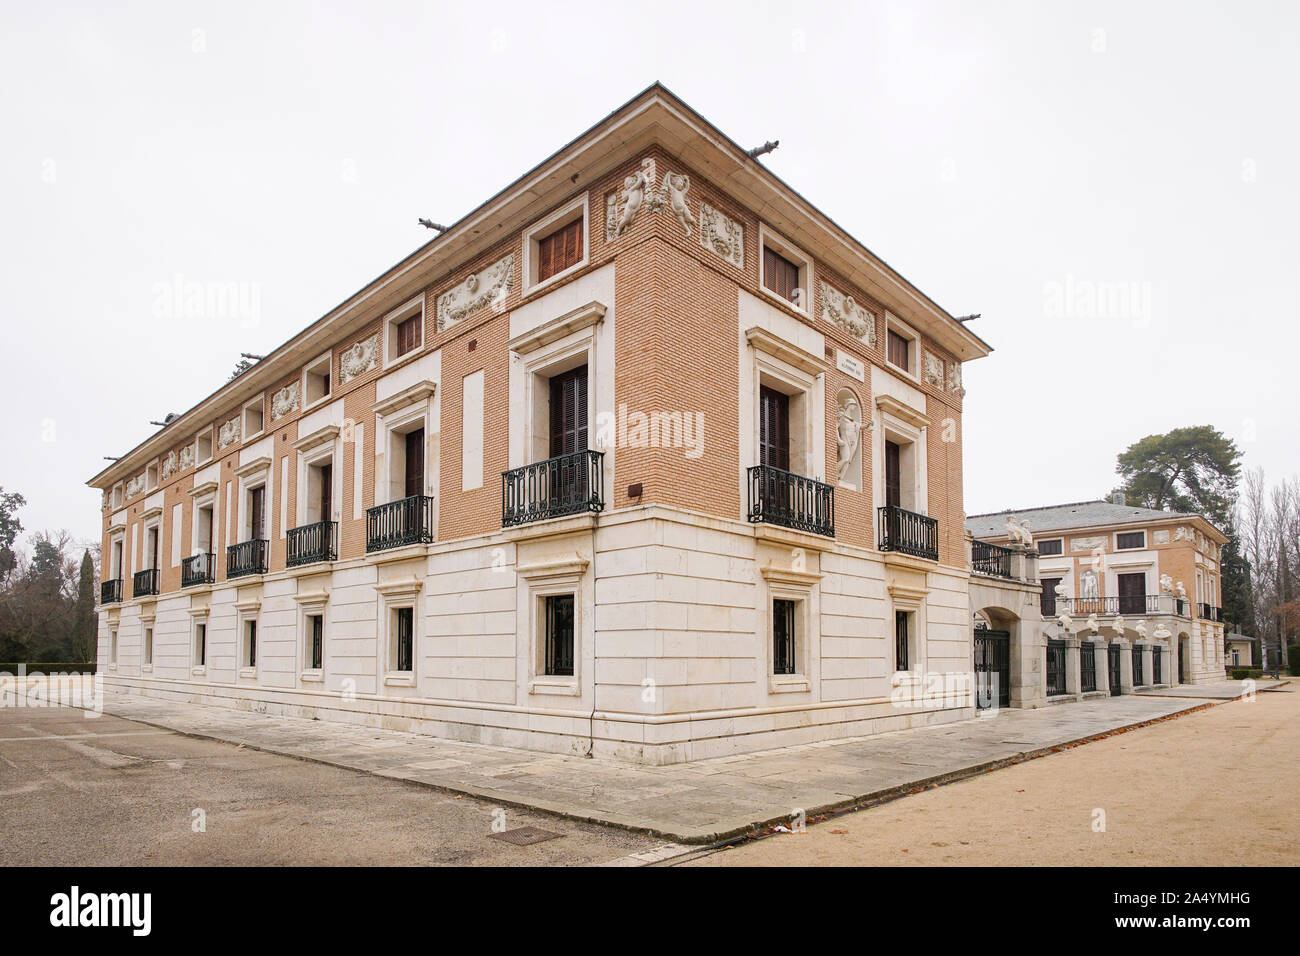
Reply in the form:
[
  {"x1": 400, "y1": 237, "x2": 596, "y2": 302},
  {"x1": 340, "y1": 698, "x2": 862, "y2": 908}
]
[
  {"x1": 1037, "y1": 538, "x2": 1064, "y2": 556},
  {"x1": 763, "y1": 246, "x2": 801, "y2": 303},
  {"x1": 1040, "y1": 577, "x2": 1060, "y2": 616},
  {"x1": 537, "y1": 218, "x2": 583, "y2": 282},
  {"x1": 319, "y1": 464, "x2": 332, "y2": 521},
  {"x1": 773, "y1": 599, "x2": 796, "y2": 675},
  {"x1": 249, "y1": 487, "x2": 265, "y2": 540},
  {"x1": 309, "y1": 614, "x2": 323, "y2": 670},
  {"x1": 887, "y1": 330, "x2": 910, "y2": 370},
  {"x1": 1116, "y1": 531, "x2": 1145, "y2": 550},
  {"x1": 759, "y1": 386, "x2": 791, "y2": 471},
  {"x1": 396, "y1": 313, "x2": 421, "y2": 357},
  {"x1": 549, "y1": 366, "x2": 588, "y2": 458},
  {"x1": 895, "y1": 611, "x2": 909, "y2": 671},
  {"x1": 246, "y1": 620, "x2": 257, "y2": 667},
  {"x1": 395, "y1": 607, "x2": 413, "y2": 672},
  {"x1": 544, "y1": 594, "x2": 575, "y2": 676},
  {"x1": 404, "y1": 429, "x2": 424, "y2": 499},
  {"x1": 884, "y1": 440, "x2": 901, "y2": 508}
]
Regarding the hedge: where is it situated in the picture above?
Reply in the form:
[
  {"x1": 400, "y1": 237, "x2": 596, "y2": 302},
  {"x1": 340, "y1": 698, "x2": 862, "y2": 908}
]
[
  {"x1": 1228, "y1": 667, "x2": 1265, "y2": 680},
  {"x1": 0, "y1": 662, "x2": 98, "y2": 675}
]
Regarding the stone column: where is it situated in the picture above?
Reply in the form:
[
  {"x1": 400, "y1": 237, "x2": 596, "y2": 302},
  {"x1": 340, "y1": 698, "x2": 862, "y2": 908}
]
[
  {"x1": 1117, "y1": 638, "x2": 1134, "y2": 694},
  {"x1": 1065, "y1": 636, "x2": 1082, "y2": 697},
  {"x1": 1142, "y1": 643, "x2": 1154, "y2": 686},
  {"x1": 1092, "y1": 640, "x2": 1107, "y2": 693}
]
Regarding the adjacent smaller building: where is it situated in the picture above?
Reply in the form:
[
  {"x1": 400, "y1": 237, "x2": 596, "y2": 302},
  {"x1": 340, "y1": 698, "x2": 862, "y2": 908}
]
[
  {"x1": 1225, "y1": 632, "x2": 1255, "y2": 669},
  {"x1": 967, "y1": 495, "x2": 1228, "y2": 689}
]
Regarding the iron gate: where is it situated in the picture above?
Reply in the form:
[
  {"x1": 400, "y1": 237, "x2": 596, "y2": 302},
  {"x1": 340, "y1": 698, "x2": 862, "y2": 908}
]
[
  {"x1": 1045, "y1": 640, "x2": 1067, "y2": 696},
  {"x1": 1152, "y1": 646, "x2": 1162, "y2": 685},
  {"x1": 974, "y1": 628, "x2": 1010, "y2": 710},
  {"x1": 1108, "y1": 643, "x2": 1123, "y2": 696},
  {"x1": 1132, "y1": 644, "x2": 1144, "y2": 685},
  {"x1": 1080, "y1": 641, "x2": 1097, "y2": 693},
  {"x1": 1178, "y1": 641, "x2": 1185, "y2": 683}
]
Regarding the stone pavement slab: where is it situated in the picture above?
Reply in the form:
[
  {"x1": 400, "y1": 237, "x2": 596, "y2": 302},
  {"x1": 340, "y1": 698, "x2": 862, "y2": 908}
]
[
  {"x1": 1135, "y1": 678, "x2": 1288, "y2": 699},
  {"x1": 47, "y1": 686, "x2": 1213, "y2": 844}
]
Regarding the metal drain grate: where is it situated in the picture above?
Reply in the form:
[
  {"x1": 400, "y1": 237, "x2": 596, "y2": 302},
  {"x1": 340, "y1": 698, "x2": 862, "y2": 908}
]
[{"x1": 487, "y1": 826, "x2": 563, "y2": 846}]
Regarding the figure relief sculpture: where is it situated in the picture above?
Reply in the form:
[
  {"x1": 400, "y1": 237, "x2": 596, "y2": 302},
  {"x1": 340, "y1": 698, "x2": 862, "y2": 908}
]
[
  {"x1": 1081, "y1": 569, "x2": 1100, "y2": 600},
  {"x1": 835, "y1": 393, "x2": 862, "y2": 483}
]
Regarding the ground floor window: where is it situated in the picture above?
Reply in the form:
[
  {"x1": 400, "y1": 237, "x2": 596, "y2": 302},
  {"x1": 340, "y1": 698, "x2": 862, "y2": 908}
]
[
  {"x1": 544, "y1": 595, "x2": 575, "y2": 676},
  {"x1": 194, "y1": 622, "x2": 206, "y2": 667},
  {"x1": 394, "y1": 607, "x2": 414, "y2": 673},
  {"x1": 772, "y1": 598, "x2": 797, "y2": 675},
  {"x1": 244, "y1": 620, "x2": 257, "y2": 668},
  {"x1": 308, "y1": 614, "x2": 324, "y2": 670},
  {"x1": 895, "y1": 611, "x2": 910, "y2": 671},
  {"x1": 143, "y1": 627, "x2": 153, "y2": 666},
  {"x1": 110, "y1": 629, "x2": 118, "y2": 665}
]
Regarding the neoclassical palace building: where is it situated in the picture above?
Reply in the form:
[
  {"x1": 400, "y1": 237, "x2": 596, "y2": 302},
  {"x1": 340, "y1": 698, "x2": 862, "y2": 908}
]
[
  {"x1": 967, "y1": 497, "x2": 1229, "y2": 695},
  {"x1": 90, "y1": 85, "x2": 1030, "y2": 764}
]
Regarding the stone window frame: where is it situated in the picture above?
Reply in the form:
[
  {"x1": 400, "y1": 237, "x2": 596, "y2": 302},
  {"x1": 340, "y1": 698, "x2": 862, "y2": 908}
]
[
  {"x1": 233, "y1": 457, "x2": 272, "y2": 545},
  {"x1": 759, "y1": 565, "x2": 821, "y2": 695},
  {"x1": 522, "y1": 194, "x2": 589, "y2": 298},
  {"x1": 242, "y1": 393, "x2": 267, "y2": 443},
  {"x1": 195, "y1": 425, "x2": 214, "y2": 466},
  {"x1": 292, "y1": 425, "x2": 342, "y2": 529},
  {"x1": 888, "y1": 583, "x2": 929, "y2": 679},
  {"x1": 295, "y1": 591, "x2": 328, "y2": 684},
  {"x1": 145, "y1": 458, "x2": 160, "y2": 493},
  {"x1": 884, "y1": 312, "x2": 921, "y2": 381},
  {"x1": 189, "y1": 481, "x2": 219, "y2": 560},
  {"x1": 381, "y1": 294, "x2": 426, "y2": 367},
  {"x1": 742, "y1": 326, "x2": 828, "y2": 485},
  {"x1": 1114, "y1": 529, "x2": 1146, "y2": 551},
  {"x1": 872, "y1": 395, "x2": 930, "y2": 517},
  {"x1": 371, "y1": 381, "x2": 437, "y2": 509},
  {"x1": 377, "y1": 579, "x2": 422, "y2": 687},
  {"x1": 235, "y1": 599, "x2": 260, "y2": 680},
  {"x1": 758, "y1": 223, "x2": 814, "y2": 316},
  {"x1": 518, "y1": 555, "x2": 589, "y2": 698},
  {"x1": 301, "y1": 350, "x2": 334, "y2": 411},
  {"x1": 188, "y1": 607, "x2": 209, "y2": 677}
]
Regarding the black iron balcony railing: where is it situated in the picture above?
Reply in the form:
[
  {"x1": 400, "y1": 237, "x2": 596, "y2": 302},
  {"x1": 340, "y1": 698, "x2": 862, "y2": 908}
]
[
  {"x1": 366, "y1": 495, "x2": 435, "y2": 552},
  {"x1": 877, "y1": 505, "x2": 937, "y2": 560},
  {"x1": 182, "y1": 552, "x2": 215, "y2": 587},
  {"x1": 746, "y1": 464, "x2": 835, "y2": 537},
  {"x1": 227, "y1": 539, "x2": 269, "y2": 579},
  {"x1": 1198, "y1": 603, "x2": 1222, "y2": 622},
  {"x1": 972, "y1": 540, "x2": 1014, "y2": 578},
  {"x1": 287, "y1": 520, "x2": 338, "y2": 567},
  {"x1": 100, "y1": 578, "x2": 123, "y2": 605},
  {"x1": 132, "y1": 568, "x2": 159, "y2": 598},
  {"x1": 502, "y1": 450, "x2": 605, "y2": 528}
]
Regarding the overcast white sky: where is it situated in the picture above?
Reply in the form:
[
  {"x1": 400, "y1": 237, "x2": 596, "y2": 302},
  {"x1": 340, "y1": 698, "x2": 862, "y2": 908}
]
[{"x1": 2, "y1": 0, "x2": 1297, "y2": 548}]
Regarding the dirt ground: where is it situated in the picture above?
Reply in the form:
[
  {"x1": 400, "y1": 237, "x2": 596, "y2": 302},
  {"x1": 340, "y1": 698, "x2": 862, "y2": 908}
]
[{"x1": 686, "y1": 684, "x2": 1298, "y2": 867}]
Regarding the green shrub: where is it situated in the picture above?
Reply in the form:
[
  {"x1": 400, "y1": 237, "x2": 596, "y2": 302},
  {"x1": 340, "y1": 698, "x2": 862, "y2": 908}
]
[{"x1": 1228, "y1": 667, "x2": 1264, "y2": 680}]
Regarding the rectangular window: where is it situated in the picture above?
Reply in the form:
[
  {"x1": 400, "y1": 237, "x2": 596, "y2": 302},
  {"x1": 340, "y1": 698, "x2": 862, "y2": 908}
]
[
  {"x1": 249, "y1": 486, "x2": 265, "y2": 540},
  {"x1": 1116, "y1": 531, "x2": 1145, "y2": 550},
  {"x1": 772, "y1": 599, "x2": 796, "y2": 675},
  {"x1": 111, "y1": 630, "x2": 118, "y2": 665},
  {"x1": 543, "y1": 594, "x2": 574, "y2": 676},
  {"x1": 245, "y1": 620, "x2": 257, "y2": 668},
  {"x1": 1117, "y1": 572, "x2": 1146, "y2": 615},
  {"x1": 404, "y1": 429, "x2": 425, "y2": 499},
  {"x1": 549, "y1": 366, "x2": 589, "y2": 458},
  {"x1": 537, "y1": 218, "x2": 583, "y2": 282},
  {"x1": 308, "y1": 614, "x2": 323, "y2": 670},
  {"x1": 887, "y1": 330, "x2": 910, "y2": 370},
  {"x1": 758, "y1": 386, "x2": 791, "y2": 471},
  {"x1": 884, "y1": 440, "x2": 902, "y2": 508},
  {"x1": 396, "y1": 313, "x2": 421, "y2": 357},
  {"x1": 762, "y1": 246, "x2": 800, "y2": 302},
  {"x1": 1040, "y1": 577, "x2": 1061, "y2": 616},
  {"x1": 1037, "y1": 538, "x2": 1064, "y2": 556},
  {"x1": 144, "y1": 627, "x2": 153, "y2": 665},
  {"x1": 895, "y1": 611, "x2": 910, "y2": 671},
  {"x1": 395, "y1": 606, "x2": 414, "y2": 673},
  {"x1": 195, "y1": 623, "x2": 206, "y2": 667}
]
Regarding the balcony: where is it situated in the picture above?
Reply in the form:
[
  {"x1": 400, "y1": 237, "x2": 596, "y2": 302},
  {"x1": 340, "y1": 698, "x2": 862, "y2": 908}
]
[
  {"x1": 877, "y1": 505, "x2": 937, "y2": 560},
  {"x1": 502, "y1": 450, "x2": 604, "y2": 528},
  {"x1": 366, "y1": 495, "x2": 435, "y2": 553},
  {"x1": 287, "y1": 520, "x2": 338, "y2": 567},
  {"x1": 1198, "y1": 603, "x2": 1223, "y2": 622},
  {"x1": 132, "y1": 568, "x2": 159, "y2": 598},
  {"x1": 182, "y1": 553, "x2": 215, "y2": 587},
  {"x1": 227, "y1": 539, "x2": 269, "y2": 579},
  {"x1": 971, "y1": 540, "x2": 1013, "y2": 578},
  {"x1": 1048, "y1": 594, "x2": 1191, "y2": 618},
  {"x1": 746, "y1": 464, "x2": 834, "y2": 537},
  {"x1": 100, "y1": 578, "x2": 123, "y2": 605}
]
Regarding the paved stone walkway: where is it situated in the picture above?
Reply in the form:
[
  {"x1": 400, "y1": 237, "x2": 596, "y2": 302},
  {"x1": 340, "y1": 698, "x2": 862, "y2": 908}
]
[
  {"x1": 47, "y1": 688, "x2": 1217, "y2": 843},
  {"x1": 1135, "y1": 678, "x2": 1286, "y2": 699}
]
